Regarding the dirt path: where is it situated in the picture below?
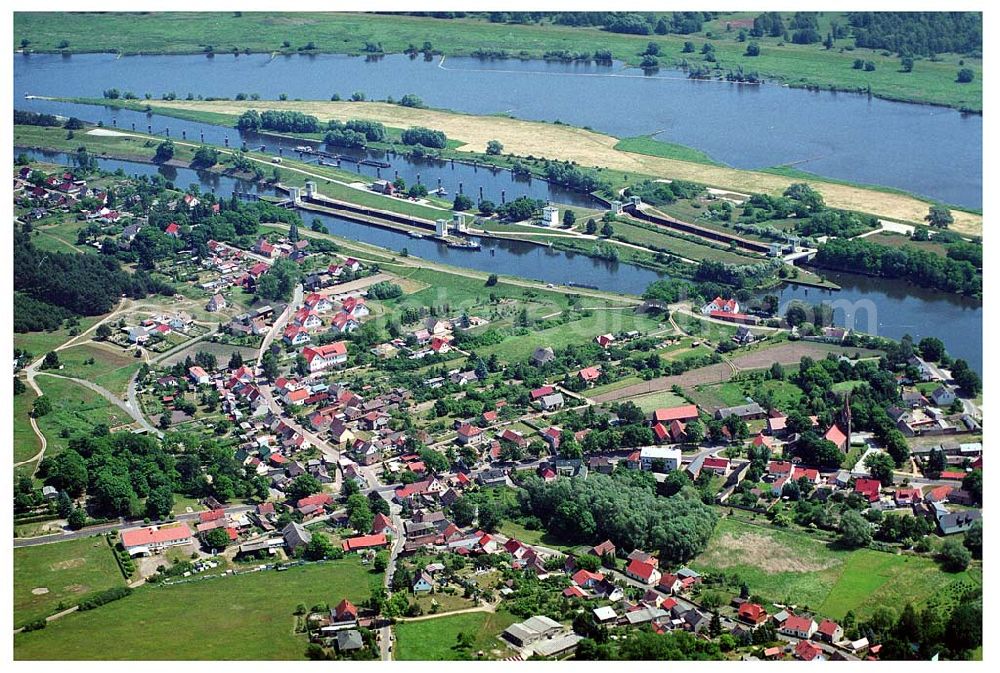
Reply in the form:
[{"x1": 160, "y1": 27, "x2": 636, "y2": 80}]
[{"x1": 394, "y1": 603, "x2": 496, "y2": 622}]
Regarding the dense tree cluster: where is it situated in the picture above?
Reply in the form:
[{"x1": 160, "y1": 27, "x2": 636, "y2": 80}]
[
  {"x1": 14, "y1": 109, "x2": 61, "y2": 127},
  {"x1": 848, "y1": 12, "x2": 982, "y2": 57},
  {"x1": 236, "y1": 109, "x2": 321, "y2": 133},
  {"x1": 518, "y1": 470, "x2": 718, "y2": 563},
  {"x1": 814, "y1": 238, "x2": 981, "y2": 297},
  {"x1": 624, "y1": 179, "x2": 705, "y2": 206},
  {"x1": 400, "y1": 127, "x2": 448, "y2": 148},
  {"x1": 541, "y1": 161, "x2": 605, "y2": 193},
  {"x1": 34, "y1": 427, "x2": 265, "y2": 520},
  {"x1": 14, "y1": 231, "x2": 173, "y2": 325}
]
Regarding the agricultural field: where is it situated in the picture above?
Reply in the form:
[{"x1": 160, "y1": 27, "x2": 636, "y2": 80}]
[
  {"x1": 14, "y1": 535, "x2": 125, "y2": 629},
  {"x1": 593, "y1": 363, "x2": 733, "y2": 403},
  {"x1": 14, "y1": 559, "x2": 380, "y2": 660},
  {"x1": 729, "y1": 341, "x2": 883, "y2": 370},
  {"x1": 690, "y1": 517, "x2": 981, "y2": 621},
  {"x1": 394, "y1": 610, "x2": 520, "y2": 661}
]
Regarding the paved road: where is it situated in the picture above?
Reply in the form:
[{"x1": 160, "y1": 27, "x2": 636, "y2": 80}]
[
  {"x1": 256, "y1": 284, "x2": 302, "y2": 369},
  {"x1": 13, "y1": 505, "x2": 253, "y2": 548},
  {"x1": 37, "y1": 372, "x2": 162, "y2": 437}
]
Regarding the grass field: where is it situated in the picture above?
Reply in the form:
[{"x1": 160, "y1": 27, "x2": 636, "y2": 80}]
[
  {"x1": 33, "y1": 376, "x2": 135, "y2": 455},
  {"x1": 14, "y1": 559, "x2": 379, "y2": 660},
  {"x1": 613, "y1": 135, "x2": 723, "y2": 166},
  {"x1": 13, "y1": 12, "x2": 980, "y2": 111},
  {"x1": 13, "y1": 314, "x2": 106, "y2": 359},
  {"x1": 13, "y1": 386, "x2": 42, "y2": 464},
  {"x1": 14, "y1": 535, "x2": 125, "y2": 628},
  {"x1": 499, "y1": 520, "x2": 578, "y2": 554},
  {"x1": 480, "y1": 311, "x2": 663, "y2": 363},
  {"x1": 690, "y1": 517, "x2": 981, "y2": 620},
  {"x1": 54, "y1": 343, "x2": 142, "y2": 398},
  {"x1": 611, "y1": 218, "x2": 759, "y2": 265},
  {"x1": 111, "y1": 99, "x2": 981, "y2": 235},
  {"x1": 627, "y1": 389, "x2": 690, "y2": 413},
  {"x1": 864, "y1": 232, "x2": 952, "y2": 259},
  {"x1": 394, "y1": 610, "x2": 520, "y2": 661}
]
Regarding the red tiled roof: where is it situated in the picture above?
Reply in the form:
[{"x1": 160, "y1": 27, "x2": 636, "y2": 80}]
[
  {"x1": 795, "y1": 640, "x2": 823, "y2": 661},
  {"x1": 333, "y1": 598, "x2": 357, "y2": 621},
  {"x1": 783, "y1": 614, "x2": 814, "y2": 633},
  {"x1": 652, "y1": 405, "x2": 699, "y2": 423},
  {"x1": 199, "y1": 509, "x2": 226, "y2": 523},
  {"x1": 738, "y1": 602, "x2": 767, "y2": 623},
  {"x1": 626, "y1": 558, "x2": 657, "y2": 581},
  {"x1": 341, "y1": 533, "x2": 387, "y2": 551},
  {"x1": 824, "y1": 424, "x2": 848, "y2": 447},
  {"x1": 571, "y1": 569, "x2": 605, "y2": 585},
  {"x1": 818, "y1": 619, "x2": 840, "y2": 636},
  {"x1": 121, "y1": 523, "x2": 192, "y2": 548}
]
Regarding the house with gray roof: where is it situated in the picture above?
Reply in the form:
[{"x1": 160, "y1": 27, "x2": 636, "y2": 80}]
[{"x1": 282, "y1": 522, "x2": 312, "y2": 552}]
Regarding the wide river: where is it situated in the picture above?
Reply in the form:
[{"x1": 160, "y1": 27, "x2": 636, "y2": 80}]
[
  {"x1": 14, "y1": 53, "x2": 981, "y2": 371},
  {"x1": 15, "y1": 52, "x2": 982, "y2": 208},
  {"x1": 17, "y1": 149, "x2": 982, "y2": 373}
]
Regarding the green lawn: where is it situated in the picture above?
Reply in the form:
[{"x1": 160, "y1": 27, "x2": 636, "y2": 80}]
[
  {"x1": 52, "y1": 343, "x2": 142, "y2": 398},
  {"x1": 690, "y1": 517, "x2": 981, "y2": 620},
  {"x1": 14, "y1": 535, "x2": 125, "y2": 628},
  {"x1": 480, "y1": 312, "x2": 663, "y2": 363},
  {"x1": 14, "y1": 385, "x2": 42, "y2": 464},
  {"x1": 627, "y1": 389, "x2": 690, "y2": 413},
  {"x1": 13, "y1": 12, "x2": 981, "y2": 110},
  {"x1": 14, "y1": 559, "x2": 380, "y2": 660},
  {"x1": 498, "y1": 520, "x2": 577, "y2": 553},
  {"x1": 13, "y1": 314, "x2": 106, "y2": 359},
  {"x1": 33, "y1": 376, "x2": 135, "y2": 456},
  {"x1": 755, "y1": 379, "x2": 807, "y2": 410},
  {"x1": 611, "y1": 218, "x2": 760, "y2": 265},
  {"x1": 613, "y1": 135, "x2": 722, "y2": 166},
  {"x1": 831, "y1": 379, "x2": 866, "y2": 394},
  {"x1": 394, "y1": 610, "x2": 520, "y2": 661}
]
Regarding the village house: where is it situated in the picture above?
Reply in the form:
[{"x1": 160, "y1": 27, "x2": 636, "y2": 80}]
[
  {"x1": 121, "y1": 523, "x2": 193, "y2": 556},
  {"x1": 301, "y1": 342, "x2": 348, "y2": 372},
  {"x1": 780, "y1": 614, "x2": 818, "y2": 639},
  {"x1": 625, "y1": 557, "x2": 662, "y2": 585},
  {"x1": 638, "y1": 446, "x2": 681, "y2": 472},
  {"x1": 206, "y1": 293, "x2": 227, "y2": 312}
]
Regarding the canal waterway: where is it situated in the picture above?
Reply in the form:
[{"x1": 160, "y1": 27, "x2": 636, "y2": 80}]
[{"x1": 18, "y1": 149, "x2": 982, "y2": 372}]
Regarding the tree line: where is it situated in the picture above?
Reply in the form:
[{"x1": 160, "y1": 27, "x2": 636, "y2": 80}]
[
  {"x1": 848, "y1": 12, "x2": 982, "y2": 57},
  {"x1": 814, "y1": 237, "x2": 981, "y2": 297}
]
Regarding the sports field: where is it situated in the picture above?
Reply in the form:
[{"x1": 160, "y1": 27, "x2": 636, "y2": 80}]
[{"x1": 14, "y1": 536, "x2": 125, "y2": 629}]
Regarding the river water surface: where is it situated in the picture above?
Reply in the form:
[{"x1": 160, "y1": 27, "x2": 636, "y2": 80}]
[{"x1": 14, "y1": 52, "x2": 982, "y2": 208}]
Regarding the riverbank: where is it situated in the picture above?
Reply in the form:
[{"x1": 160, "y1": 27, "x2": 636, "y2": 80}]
[
  {"x1": 47, "y1": 97, "x2": 983, "y2": 237},
  {"x1": 13, "y1": 12, "x2": 981, "y2": 111}
]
